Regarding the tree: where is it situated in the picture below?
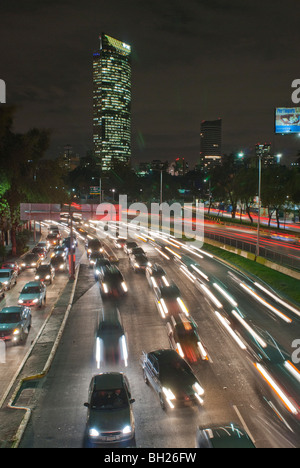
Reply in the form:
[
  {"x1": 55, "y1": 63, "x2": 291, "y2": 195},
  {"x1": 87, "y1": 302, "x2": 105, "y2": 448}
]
[{"x1": 0, "y1": 106, "x2": 64, "y2": 255}]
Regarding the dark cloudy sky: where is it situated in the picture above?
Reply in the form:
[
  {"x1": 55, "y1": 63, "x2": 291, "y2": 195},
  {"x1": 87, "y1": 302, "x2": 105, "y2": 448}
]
[{"x1": 1, "y1": 0, "x2": 300, "y2": 167}]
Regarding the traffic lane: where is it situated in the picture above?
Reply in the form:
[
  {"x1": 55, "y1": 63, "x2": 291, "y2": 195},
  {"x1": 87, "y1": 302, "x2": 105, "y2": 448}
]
[
  {"x1": 0, "y1": 237, "x2": 86, "y2": 401},
  {"x1": 133, "y1": 247, "x2": 300, "y2": 448},
  {"x1": 184, "y1": 252, "x2": 300, "y2": 357}
]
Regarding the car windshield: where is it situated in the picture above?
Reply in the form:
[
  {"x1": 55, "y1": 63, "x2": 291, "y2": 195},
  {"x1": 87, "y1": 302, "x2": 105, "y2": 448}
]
[
  {"x1": 0, "y1": 313, "x2": 21, "y2": 323},
  {"x1": 98, "y1": 322, "x2": 123, "y2": 334},
  {"x1": 22, "y1": 286, "x2": 40, "y2": 294},
  {"x1": 37, "y1": 266, "x2": 49, "y2": 272},
  {"x1": 132, "y1": 248, "x2": 144, "y2": 255},
  {"x1": 91, "y1": 388, "x2": 127, "y2": 410},
  {"x1": 88, "y1": 240, "x2": 101, "y2": 248},
  {"x1": 0, "y1": 272, "x2": 9, "y2": 278},
  {"x1": 176, "y1": 323, "x2": 198, "y2": 339},
  {"x1": 159, "y1": 354, "x2": 191, "y2": 376},
  {"x1": 161, "y1": 286, "x2": 180, "y2": 298}
]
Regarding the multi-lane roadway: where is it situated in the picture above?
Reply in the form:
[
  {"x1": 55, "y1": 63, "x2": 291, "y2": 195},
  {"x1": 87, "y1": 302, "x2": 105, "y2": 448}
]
[{"x1": 1, "y1": 220, "x2": 300, "y2": 448}]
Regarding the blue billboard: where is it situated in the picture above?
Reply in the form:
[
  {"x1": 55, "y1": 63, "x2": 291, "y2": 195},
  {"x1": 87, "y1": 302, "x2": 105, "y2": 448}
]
[{"x1": 275, "y1": 107, "x2": 300, "y2": 134}]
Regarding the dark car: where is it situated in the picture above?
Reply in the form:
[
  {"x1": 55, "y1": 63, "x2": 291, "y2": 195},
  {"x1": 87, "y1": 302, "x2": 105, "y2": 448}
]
[
  {"x1": 51, "y1": 245, "x2": 68, "y2": 260},
  {"x1": 62, "y1": 235, "x2": 77, "y2": 251},
  {"x1": 86, "y1": 238, "x2": 103, "y2": 257},
  {"x1": 0, "y1": 269, "x2": 18, "y2": 290},
  {"x1": 124, "y1": 241, "x2": 138, "y2": 255},
  {"x1": 96, "y1": 308, "x2": 128, "y2": 368},
  {"x1": 89, "y1": 251, "x2": 105, "y2": 268},
  {"x1": 166, "y1": 315, "x2": 208, "y2": 363},
  {"x1": 50, "y1": 254, "x2": 67, "y2": 272},
  {"x1": 84, "y1": 373, "x2": 135, "y2": 447},
  {"x1": 31, "y1": 246, "x2": 47, "y2": 259},
  {"x1": 141, "y1": 349, "x2": 205, "y2": 410},
  {"x1": 0, "y1": 306, "x2": 32, "y2": 345},
  {"x1": 98, "y1": 265, "x2": 128, "y2": 298},
  {"x1": 146, "y1": 263, "x2": 169, "y2": 289},
  {"x1": 21, "y1": 253, "x2": 42, "y2": 269},
  {"x1": 196, "y1": 423, "x2": 256, "y2": 448},
  {"x1": 46, "y1": 233, "x2": 61, "y2": 248},
  {"x1": 154, "y1": 283, "x2": 189, "y2": 319},
  {"x1": 35, "y1": 264, "x2": 55, "y2": 284},
  {"x1": 129, "y1": 252, "x2": 150, "y2": 273},
  {"x1": 94, "y1": 257, "x2": 111, "y2": 279}
]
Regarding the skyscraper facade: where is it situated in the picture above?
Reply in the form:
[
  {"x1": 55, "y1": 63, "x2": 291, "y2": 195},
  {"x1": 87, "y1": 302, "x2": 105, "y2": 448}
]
[
  {"x1": 93, "y1": 33, "x2": 131, "y2": 171},
  {"x1": 200, "y1": 119, "x2": 222, "y2": 171}
]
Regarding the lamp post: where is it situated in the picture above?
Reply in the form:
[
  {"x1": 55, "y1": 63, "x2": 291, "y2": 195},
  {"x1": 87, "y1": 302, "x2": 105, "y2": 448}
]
[{"x1": 255, "y1": 155, "x2": 262, "y2": 259}]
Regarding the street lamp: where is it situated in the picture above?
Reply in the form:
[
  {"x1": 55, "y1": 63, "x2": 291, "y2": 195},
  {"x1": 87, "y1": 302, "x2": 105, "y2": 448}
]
[{"x1": 255, "y1": 155, "x2": 262, "y2": 259}]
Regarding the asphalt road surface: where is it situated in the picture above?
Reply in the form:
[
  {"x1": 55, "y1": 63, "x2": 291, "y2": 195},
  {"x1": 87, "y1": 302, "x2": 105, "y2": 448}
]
[{"x1": 16, "y1": 222, "x2": 300, "y2": 448}]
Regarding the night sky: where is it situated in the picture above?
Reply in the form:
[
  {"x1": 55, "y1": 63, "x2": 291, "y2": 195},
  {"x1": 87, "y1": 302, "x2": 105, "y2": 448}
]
[{"x1": 1, "y1": 0, "x2": 300, "y2": 167}]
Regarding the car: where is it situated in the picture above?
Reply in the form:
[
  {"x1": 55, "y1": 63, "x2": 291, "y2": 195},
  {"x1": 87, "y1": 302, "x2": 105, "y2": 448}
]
[
  {"x1": 50, "y1": 254, "x2": 68, "y2": 272},
  {"x1": 51, "y1": 245, "x2": 68, "y2": 259},
  {"x1": 141, "y1": 349, "x2": 205, "y2": 410},
  {"x1": 62, "y1": 235, "x2": 77, "y2": 251},
  {"x1": 46, "y1": 233, "x2": 61, "y2": 248},
  {"x1": 0, "y1": 306, "x2": 32, "y2": 345},
  {"x1": 86, "y1": 238, "x2": 103, "y2": 257},
  {"x1": 94, "y1": 257, "x2": 111, "y2": 279},
  {"x1": 48, "y1": 224, "x2": 60, "y2": 235},
  {"x1": 89, "y1": 251, "x2": 105, "y2": 268},
  {"x1": 166, "y1": 314, "x2": 208, "y2": 363},
  {"x1": 124, "y1": 241, "x2": 138, "y2": 255},
  {"x1": 1, "y1": 261, "x2": 21, "y2": 275},
  {"x1": 154, "y1": 283, "x2": 189, "y2": 319},
  {"x1": 113, "y1": 237, "x2": 126, "y2": 249},
  {"x1": 84, "y1": 372, "x2": 135, "y2": 446},
  {"x1": 129, "y1": 251, "x2": 150, "y2": 272},
  {"x1": 20, "y1": 252, "x2": 42, "y2": 269},
  {"x1": 96, "y1": 308, "x2": 128, "y2": 368},
  {"x1": 18, "y1": 281, "x2": 47, "y2": 307},
  {"x1": 196, "y1": 423, "x2": 256, "y2": 448},
  {"x1": 31, "y1": 246, "x2": 47, "y2": 259},
  {"x1": 98, "y1": 265, "x2": 128, "y2": 298},
  {"x1": 146, "y1": 263, "x2": 169, "y2": 289},
  {"x1": 36, "y1": 241, "x2": 50, "y2": 253},
  {"x1": 35, "y1": 263, "x2": 55, "y2": 284},
  {"x1": 0, "y1": 269, "x2": 18, "y2": 290}
]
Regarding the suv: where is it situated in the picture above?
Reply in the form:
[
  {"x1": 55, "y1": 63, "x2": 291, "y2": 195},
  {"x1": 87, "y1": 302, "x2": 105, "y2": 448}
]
[
  {"x1": 0, "y1": 306, "x2": 32, "y2": 345},
  {"x1": 0, "y1": 269, "x2": 17, "y2": 290},
  {"x1": 84, "y1": 373, "x2": 135, "y2": 447},
  {"x1": 141, "y1": 348, "x2": 205, "y2": 410},
  {"x1": 18, "y1": 281, "x2": 47, "y2": 308}
]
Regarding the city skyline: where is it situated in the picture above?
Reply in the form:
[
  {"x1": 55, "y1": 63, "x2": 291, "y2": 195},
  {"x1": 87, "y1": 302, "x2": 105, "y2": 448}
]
[{"x1": 1, "y1": 1, "x2": 300, "y2": 167}]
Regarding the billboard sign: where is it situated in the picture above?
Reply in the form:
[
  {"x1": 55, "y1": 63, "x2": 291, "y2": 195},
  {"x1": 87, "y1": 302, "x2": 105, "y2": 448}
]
[{"x1": 275, "y1": 107, "x2": 300, "y2": 134}]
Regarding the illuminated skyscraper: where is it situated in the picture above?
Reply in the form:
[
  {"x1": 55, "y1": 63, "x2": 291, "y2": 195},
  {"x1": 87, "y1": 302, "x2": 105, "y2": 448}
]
[
  {"x1": 200, "y1": 119, "x2": 222, "y2": 171},
  {"x1": 93, "y1": 33, "x2": 131, "y2": 171}
]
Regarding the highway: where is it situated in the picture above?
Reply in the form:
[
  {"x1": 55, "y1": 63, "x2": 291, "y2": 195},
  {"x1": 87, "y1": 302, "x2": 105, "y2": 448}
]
[{"x1": 0, "y1": 220, "x2": 296, "y2": 448}]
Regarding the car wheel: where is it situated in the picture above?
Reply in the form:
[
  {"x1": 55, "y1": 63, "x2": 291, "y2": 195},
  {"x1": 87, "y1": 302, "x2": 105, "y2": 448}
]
[
  {"x1": 159, "y1": 393, "x2": 167, "y2": 411},
  {"x1": 143, "y1": 369, "x2": 149, "y2": 385}
]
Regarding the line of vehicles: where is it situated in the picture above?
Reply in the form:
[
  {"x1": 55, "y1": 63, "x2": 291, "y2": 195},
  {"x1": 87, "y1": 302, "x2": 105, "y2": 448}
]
[
  {"x1": 0, "y1": 225, "x2": 72, "y2": 346},
  {"x1": 82, "y1": 231, "x2": 256, "y2": 449}
]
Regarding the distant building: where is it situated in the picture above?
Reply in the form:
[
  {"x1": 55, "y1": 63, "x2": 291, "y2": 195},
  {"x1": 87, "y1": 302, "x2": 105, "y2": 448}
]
[
  {"x1": 200, "y1": 119, "x2": 222, "y2": 171},
  {"x1": 57, "y1": 145, "x2": 80, "y2": 171},
  {"x1": 93, "y1": 33, "x2": 131, "y2": 171}
]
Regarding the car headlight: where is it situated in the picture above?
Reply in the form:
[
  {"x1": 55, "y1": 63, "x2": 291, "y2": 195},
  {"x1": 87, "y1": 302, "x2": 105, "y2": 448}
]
[
  {"x1": 134, "y1": 263, "x2": 140, "y2": 268},
  {"x1": 102, "y1": 283, "x2": 109, "y2": 293},
  {"x1": 18, "y1": 299, "x2": 23, "y2": 304},
  {"x1": 33, "y1": 298, "x2": 39, "y2": 303},
  {"x1": 121, "y1": 282, "x2": 128, "y2": 292},
  {"x1": 89, "y1": 428, "x2": 100, "y2": 438},
  {"x1": 162, "y1": 387, "x2": 176, "y2": 409},
  {"x1": 31, "y1": 263, "x2": 36, "y2": 266},
  {"x1": 45, "y1": 275, "x2": 50, "y2": 280},
  {"x1": 122, "y1": 425, "x2": 132, "y2": 434},
  {"x1": 13, "y1": 328, "x2": 20, "y2": 335},
  {"x1": 59, "y1": 264, "x2": 64, "y2": 269},
  {"x1": 35, "y1": 275, "x2": 39, "y2": 280}
]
